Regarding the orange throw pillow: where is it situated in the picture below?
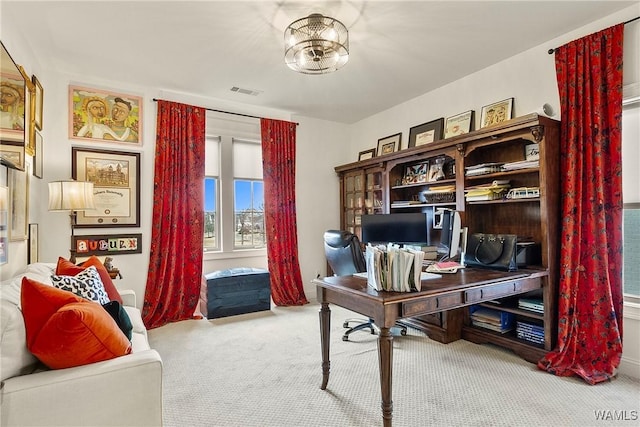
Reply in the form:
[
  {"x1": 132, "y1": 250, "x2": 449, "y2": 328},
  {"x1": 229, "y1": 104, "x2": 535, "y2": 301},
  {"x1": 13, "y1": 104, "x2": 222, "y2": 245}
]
[
  {"x1": 56, "y1": 256, "x2": 123, "y2": 304},
  {"x1": 21, "y1": 277, "x2": 131, "y2": 369}
]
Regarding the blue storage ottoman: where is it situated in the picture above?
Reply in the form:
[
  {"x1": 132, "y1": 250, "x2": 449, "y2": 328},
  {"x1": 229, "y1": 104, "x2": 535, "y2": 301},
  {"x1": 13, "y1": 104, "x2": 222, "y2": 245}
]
[{"x1": 205, "y1": 268, "x2": 271, "y2": 319}]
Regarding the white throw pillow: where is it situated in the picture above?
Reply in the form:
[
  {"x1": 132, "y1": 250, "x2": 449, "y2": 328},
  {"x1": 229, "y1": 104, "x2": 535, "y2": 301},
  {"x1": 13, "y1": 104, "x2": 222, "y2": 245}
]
[{"x1": 51, "y1": 266, "x2": 110, "y2": 304}]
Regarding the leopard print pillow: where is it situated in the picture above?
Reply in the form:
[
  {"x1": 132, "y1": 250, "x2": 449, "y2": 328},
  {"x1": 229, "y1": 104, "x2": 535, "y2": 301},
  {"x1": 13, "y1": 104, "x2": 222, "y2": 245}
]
[{"x1": 51, "y1": 266, "x2": 110, "y2": 304}]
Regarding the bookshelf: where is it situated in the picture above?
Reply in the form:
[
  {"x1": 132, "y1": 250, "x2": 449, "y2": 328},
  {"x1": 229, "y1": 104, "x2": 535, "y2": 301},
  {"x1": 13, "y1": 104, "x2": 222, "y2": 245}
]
[{"x1": 334, "y1": 114, "x2": 560, "y2": 362}]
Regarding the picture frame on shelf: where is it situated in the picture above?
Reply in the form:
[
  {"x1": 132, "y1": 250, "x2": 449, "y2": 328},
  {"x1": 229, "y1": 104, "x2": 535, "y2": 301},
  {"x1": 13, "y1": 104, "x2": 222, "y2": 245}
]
[
  {"x1": 408, "y1": 118, "x2": 444, "y2": 148},
  {"x1": 525, "y1": 143, "x2": 540, "y2": 161},
  {"x1": 480, "y1": 97, "x2": 514, "y2": 128},
  {"x1": 358, "y1": 148, "x2": 376, "y2": 161},
  {"x1": 33, "y1": 131, "x2": 42, "y2": 178},
  {"x1": 32, "y1": 75, "x2": 43, "y2": 130},
  {"x1": 69, "y1": 85, "x2": 142, "y2": 145},
  {"x1": 444, "y1": 110, "x2": 474, "y2": 138},
  {"x1": 28, "y1": 223, "x2": 38, "y2": 263},
  {"x1": 72, "y1": 147, "x2": 141, "y2": 228},
  {"x1": 403, "y1": 161, "x2": 428, "y2": 184},
  {"x1": 377, "y1": 132, "x2": 401, "y2": 156},
  {"x1": 427, "y1": 157, "x2": 446, "y2": 182}
]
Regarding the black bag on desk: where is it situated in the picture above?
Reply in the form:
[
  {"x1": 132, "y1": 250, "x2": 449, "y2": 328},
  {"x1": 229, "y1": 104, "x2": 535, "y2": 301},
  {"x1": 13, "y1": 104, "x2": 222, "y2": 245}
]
[{"x1": 465, "y1": 233, "x2": 518, "y2": 271}]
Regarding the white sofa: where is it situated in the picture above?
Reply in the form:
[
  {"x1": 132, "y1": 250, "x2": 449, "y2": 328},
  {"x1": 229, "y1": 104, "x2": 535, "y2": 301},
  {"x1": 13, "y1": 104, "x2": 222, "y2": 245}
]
[{"x1": 0, "y1": 263, "x2": 163, "y2": 426}]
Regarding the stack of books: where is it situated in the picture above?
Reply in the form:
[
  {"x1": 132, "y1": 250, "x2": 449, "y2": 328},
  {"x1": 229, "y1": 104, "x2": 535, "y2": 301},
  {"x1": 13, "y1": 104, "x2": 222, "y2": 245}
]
[
  {"x1": 502, "y1": 159, "x2": 539, "y2": 171},
  {"x1": 365, "y1": 244, "x2": 425, "y2": 292},
  {"x1": 390, "y1": 200, "x2": 422, "y2": 208},
  {"x1": 464, "y1": 180, "x2": 511, "y2": 201},
  {"x1": 464, "y1": 163, "x2": 505, "y2": 176},
  {"x1": 469, "y1": 306, "x2": 514, "y2": 333},
  {"x1": 518, "y1": 297, "x2": 544, "y2": 314},
  {"x1": 516, "y1": 321, "x2": 545, "y2": 345}
]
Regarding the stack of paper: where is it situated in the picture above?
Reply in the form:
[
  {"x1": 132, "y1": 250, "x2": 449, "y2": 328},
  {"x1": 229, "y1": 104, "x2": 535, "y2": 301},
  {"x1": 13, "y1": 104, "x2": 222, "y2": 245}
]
[
  {"x1": 464, "y1": 163, "x2": 505, "y2": 176},
  {"x1": 502, "y1": 159, "x2": 539, "y2": 170},
  {"x1": 365, "y1": 244, "x2": 425, "y2": 292},
  {"x1": 464, "y1": 180, "x2": 511, "y2": 201}
]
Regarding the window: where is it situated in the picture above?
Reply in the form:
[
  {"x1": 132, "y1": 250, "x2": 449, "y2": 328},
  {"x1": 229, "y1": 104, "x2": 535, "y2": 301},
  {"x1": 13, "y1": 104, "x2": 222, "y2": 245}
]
[
  {"x1": 203, "y1": 127, "x2": 265, "y2": 254},
  {"x1": 233, "y1": 139, "x2": 264, "y2": 249},
  {"x1": 234, "y1": 180, "x2": 265, "y2": 248},
  {"x1": 204, "y1": 137, "x2": 220, "y2": 251},
  {"x1": 623, "y1": 95, "x2": 640, "y2": 301}
]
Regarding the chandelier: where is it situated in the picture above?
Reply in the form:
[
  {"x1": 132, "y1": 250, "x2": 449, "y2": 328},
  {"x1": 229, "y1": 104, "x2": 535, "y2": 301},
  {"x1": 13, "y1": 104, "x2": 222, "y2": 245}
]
[{"x1": 284, "y1": 13, "x2": 349, "y2": 75}]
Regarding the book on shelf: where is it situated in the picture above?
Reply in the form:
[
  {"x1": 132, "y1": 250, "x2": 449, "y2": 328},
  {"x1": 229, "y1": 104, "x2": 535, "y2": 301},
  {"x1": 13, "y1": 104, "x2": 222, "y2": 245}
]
[
  {"x1": 518, "y1": 297, "x2": 544, "y2": 313},
  {"x1": 464, "y1": 162, "x2": 505, "y2": 176},
  {"x1": 469, "y1": 306, "x2": 514, "y2": 333},
  {"x1": 502, "y1": 159, "x2": 539, "y2": 170}
]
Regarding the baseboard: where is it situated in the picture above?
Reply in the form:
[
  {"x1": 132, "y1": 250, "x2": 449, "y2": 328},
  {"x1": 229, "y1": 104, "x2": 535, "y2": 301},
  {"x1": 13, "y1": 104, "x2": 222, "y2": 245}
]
[{"x1": 619, "y1": 356, "x2": 640, "y2": 379}]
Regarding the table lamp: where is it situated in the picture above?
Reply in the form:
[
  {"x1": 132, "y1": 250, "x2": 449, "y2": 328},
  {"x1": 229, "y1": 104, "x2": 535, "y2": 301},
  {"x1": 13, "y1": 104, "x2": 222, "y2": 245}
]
[{"x1": 48, "y1": 180, "x2": 96, "y2": 263}]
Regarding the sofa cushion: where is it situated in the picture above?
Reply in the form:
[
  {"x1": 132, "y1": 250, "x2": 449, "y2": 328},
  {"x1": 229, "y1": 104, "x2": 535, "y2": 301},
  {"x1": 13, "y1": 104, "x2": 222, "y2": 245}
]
[
  {"x1": 56, "y1": 256, "x2": 123, "y2": 304},
  {"x1": 52, "y1": 266, "x2": 110, "y2": 304},
  {"x1": 102, "y1": 301, "x2": 133, "y2": 340},
  {"x1": 21, "y1": 277, "x2": 131, "y2": 370},
  {"x1": 0, "y1": 300, "x2": 38, "y2": 382}
]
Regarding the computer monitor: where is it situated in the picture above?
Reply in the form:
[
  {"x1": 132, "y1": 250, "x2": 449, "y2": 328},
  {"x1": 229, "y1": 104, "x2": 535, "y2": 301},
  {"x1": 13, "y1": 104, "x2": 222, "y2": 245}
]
[
  {"x1": 361, "y1": 213, "x2": 429, "y2": 246},
  {"x1": 438, "y1": 209, "x2": 466, "y2": 261}
]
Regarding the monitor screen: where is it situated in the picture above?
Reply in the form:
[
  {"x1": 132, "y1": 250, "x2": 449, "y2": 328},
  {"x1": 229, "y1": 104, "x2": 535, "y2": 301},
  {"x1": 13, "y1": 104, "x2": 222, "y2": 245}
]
[{"x1": 361, "y1": 213, "x2": 429, "y2": 245}]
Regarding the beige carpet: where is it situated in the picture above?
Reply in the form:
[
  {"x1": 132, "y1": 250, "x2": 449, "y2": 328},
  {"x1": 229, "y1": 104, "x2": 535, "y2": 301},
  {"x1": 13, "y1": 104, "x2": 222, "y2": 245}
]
[{"x1": 148, "y1": 303, "x2": 639, "y2": 427}]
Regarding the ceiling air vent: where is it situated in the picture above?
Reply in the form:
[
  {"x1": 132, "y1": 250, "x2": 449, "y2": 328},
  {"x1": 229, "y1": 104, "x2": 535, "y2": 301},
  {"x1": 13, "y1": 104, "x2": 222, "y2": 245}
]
[{"x1": 230, "y1": 86, "x2": 262, "y2": 96}]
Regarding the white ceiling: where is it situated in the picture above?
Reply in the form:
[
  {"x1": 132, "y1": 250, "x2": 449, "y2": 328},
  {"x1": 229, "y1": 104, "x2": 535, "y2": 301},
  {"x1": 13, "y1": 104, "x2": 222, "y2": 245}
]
[{"x1": 2, "y1": 1, "x2": 637, "y2": 123}]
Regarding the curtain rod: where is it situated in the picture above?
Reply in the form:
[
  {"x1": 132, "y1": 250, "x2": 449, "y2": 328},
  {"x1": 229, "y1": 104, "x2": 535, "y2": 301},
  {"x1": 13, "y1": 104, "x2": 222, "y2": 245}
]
[
  {"x1": 152, "y1": 98, "x2": 299, "y2": 125},
  {"x1": 547, "y1": 16, "x2": 639, "y2": 54}
]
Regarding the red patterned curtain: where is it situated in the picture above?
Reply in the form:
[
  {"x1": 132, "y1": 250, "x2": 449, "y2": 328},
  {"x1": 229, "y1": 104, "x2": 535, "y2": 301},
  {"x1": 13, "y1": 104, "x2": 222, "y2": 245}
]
[
  {"x1": 260, "y1": 118, "x2": 308, "y2": 306},
  {"x1": 538, "y1": 24, "x2": 624, "y2": 384},
  {"x1": 143, "y1": 100, "x2": 206, "y2": 329}
]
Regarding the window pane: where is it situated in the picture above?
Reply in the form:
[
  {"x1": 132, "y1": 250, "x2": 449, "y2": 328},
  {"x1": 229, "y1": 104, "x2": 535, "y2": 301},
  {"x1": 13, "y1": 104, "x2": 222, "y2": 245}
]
[
  {"x1": 233, "y1": 139, "x2": 262, "y2": 179},
  {"x1": 204, "y1": 177, "x2": 218, "y2": 251},
  {"x1": 234, "y1": 179, "x2": 265, "y2": 249},
  {"x1": 624, "y1": 208, "x2": 640, "y2": 297}
]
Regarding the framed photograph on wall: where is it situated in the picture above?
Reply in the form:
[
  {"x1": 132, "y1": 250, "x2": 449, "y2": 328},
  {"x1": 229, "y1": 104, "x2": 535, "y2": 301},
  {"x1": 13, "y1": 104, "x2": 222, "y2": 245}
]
[
  {"x1": 33, "y1": 131, "x2": 43, "y2": 178},
  {"x1": 377, "y1": 132, "x2": 401, "y2": 156},
  {"x1": 8, "y1": 159, "x2": 29, "y2": 241},
  {"x1": 69, "y1": 85, "x2": 142, "y2": 145},
  {"x1": 408, "y1": 118, "x2": 444, "y2": 148},
  {"x1": 480, "y1": 98, "x2": 514, "y2": 128},
  {"x1": 72, "y1": 147, "x2": 141, "y2": 228},
  {"x1": 32, "y1": 75, "x2": 43, "y2": 130},
  {"x1": 28, "y1": 223, "x2": 38, "y2": 263},
  {"x1": 72, "y1": 233, "x2": 143, "y2": 257},
  {"x1": 358, "y1": 148, "x2": 376, "y2": 161},
  {"x1": 444, "y1": 110, "x2": 474, "y2": 138}
]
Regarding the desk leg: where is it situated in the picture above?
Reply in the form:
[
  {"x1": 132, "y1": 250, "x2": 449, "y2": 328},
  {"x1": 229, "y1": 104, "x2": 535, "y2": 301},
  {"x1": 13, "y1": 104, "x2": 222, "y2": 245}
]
[
  {"x1": 319, "y1": 302, "x2": 331, "y2": 390},
  {"x1": 378, "y1": 327, "x2": 393, "y2": 427}
]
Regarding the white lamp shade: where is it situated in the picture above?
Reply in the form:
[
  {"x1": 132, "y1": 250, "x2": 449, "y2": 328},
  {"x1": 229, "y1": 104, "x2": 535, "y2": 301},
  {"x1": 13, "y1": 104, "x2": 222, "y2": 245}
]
[
  {"x1": 0, "y1": 186, "x2": 7, "y2": 211},
  {"x1": 48, "y1": 180, "x2": 96, "y2": 211}
]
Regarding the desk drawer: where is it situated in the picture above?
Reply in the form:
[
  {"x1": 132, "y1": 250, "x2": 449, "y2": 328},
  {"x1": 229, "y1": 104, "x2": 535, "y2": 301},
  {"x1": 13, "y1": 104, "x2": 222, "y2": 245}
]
[
  {"x1": 464, "y1": 277, "x2": 541, "y2": 304},
  {"x1": 402, "y1": 293, "x2": 463, "y2": 317}
]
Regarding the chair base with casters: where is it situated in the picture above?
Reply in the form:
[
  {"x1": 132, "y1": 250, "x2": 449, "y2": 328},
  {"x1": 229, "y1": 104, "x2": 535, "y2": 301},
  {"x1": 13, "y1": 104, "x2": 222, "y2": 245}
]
[{"x1": 342, "y1": 318, "x2": 407, "y2": 341}]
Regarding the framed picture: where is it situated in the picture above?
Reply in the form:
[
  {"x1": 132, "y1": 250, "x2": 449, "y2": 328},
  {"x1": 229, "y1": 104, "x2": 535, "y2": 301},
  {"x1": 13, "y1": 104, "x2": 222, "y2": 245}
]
[
  {"x1": 525, "y1": 143, "x2": 540, "y2": 161},
  {"x1": 408, "y1": 118, "x2": 444, "y2": 148},
  {"x1": 69, "y1": 85, "x2": 142, "y2": 145},
  {"x1": 403, "y1": 161, "x2": 428, "y2": 184},
  {"x1": 8, "y1": 159, "x2": 29, "y2": 241},
  {"x1": 428, "y1": 158, "x2": 446, "y2": 182},
  {"x1": 444, "y1": 110, "x2": 474, "y2": 138},
  {"x1": 72, "y1": 233, "x2": 143, "y2": 257},
  {"x1": 33, "y1": 131, "x2": 43, "y2": 178},
  {"x1": 23, "y1": 75, "x2": 35, "y2": 157},
  {"x1": 0, "y1": 236, "x2": 6, "y2": 265},
  {"x1": 358, "y1": 148, "x2": 376, "y2": 161},
  {"x1": 0, "y1": 144, "x2": 25, "y2": 170},
  {"x1": 377, "y1": 132, "x2": 401, "y2": 156},
  {"x1": 32, "y1": 75, "x2": 43, "y2": 130},
  {"x1": 72, "y1": 147, "x2": 141, "y2": 227},
  {"x1": 480, "y1": 98, "x2": 514, "y2": 128},
  {"x1": 28, "y1": 223, "x2": 38, "y2": 263}
]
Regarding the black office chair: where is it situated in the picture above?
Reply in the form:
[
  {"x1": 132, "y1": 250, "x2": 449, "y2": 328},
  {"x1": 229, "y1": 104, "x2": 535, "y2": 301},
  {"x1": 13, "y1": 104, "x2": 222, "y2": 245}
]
[{"x1": 323, "y1": 230, "x2": 407, "y2": 341}]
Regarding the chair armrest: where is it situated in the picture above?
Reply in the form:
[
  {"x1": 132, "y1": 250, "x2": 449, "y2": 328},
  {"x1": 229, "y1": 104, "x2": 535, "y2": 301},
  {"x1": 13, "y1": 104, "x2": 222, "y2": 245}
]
[
  {"x1": 118, "y1": 289, "x2": 136, "y2": 307},
  {"x1": 1, "y1": 350, "x2": 163, "y2": 426}
]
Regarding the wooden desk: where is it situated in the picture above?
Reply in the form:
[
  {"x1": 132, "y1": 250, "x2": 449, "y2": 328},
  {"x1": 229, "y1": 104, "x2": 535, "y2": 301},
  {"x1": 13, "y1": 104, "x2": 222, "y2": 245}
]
[{"x1": 314, "y1": 268, "x2": 546, "y2": 427}]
